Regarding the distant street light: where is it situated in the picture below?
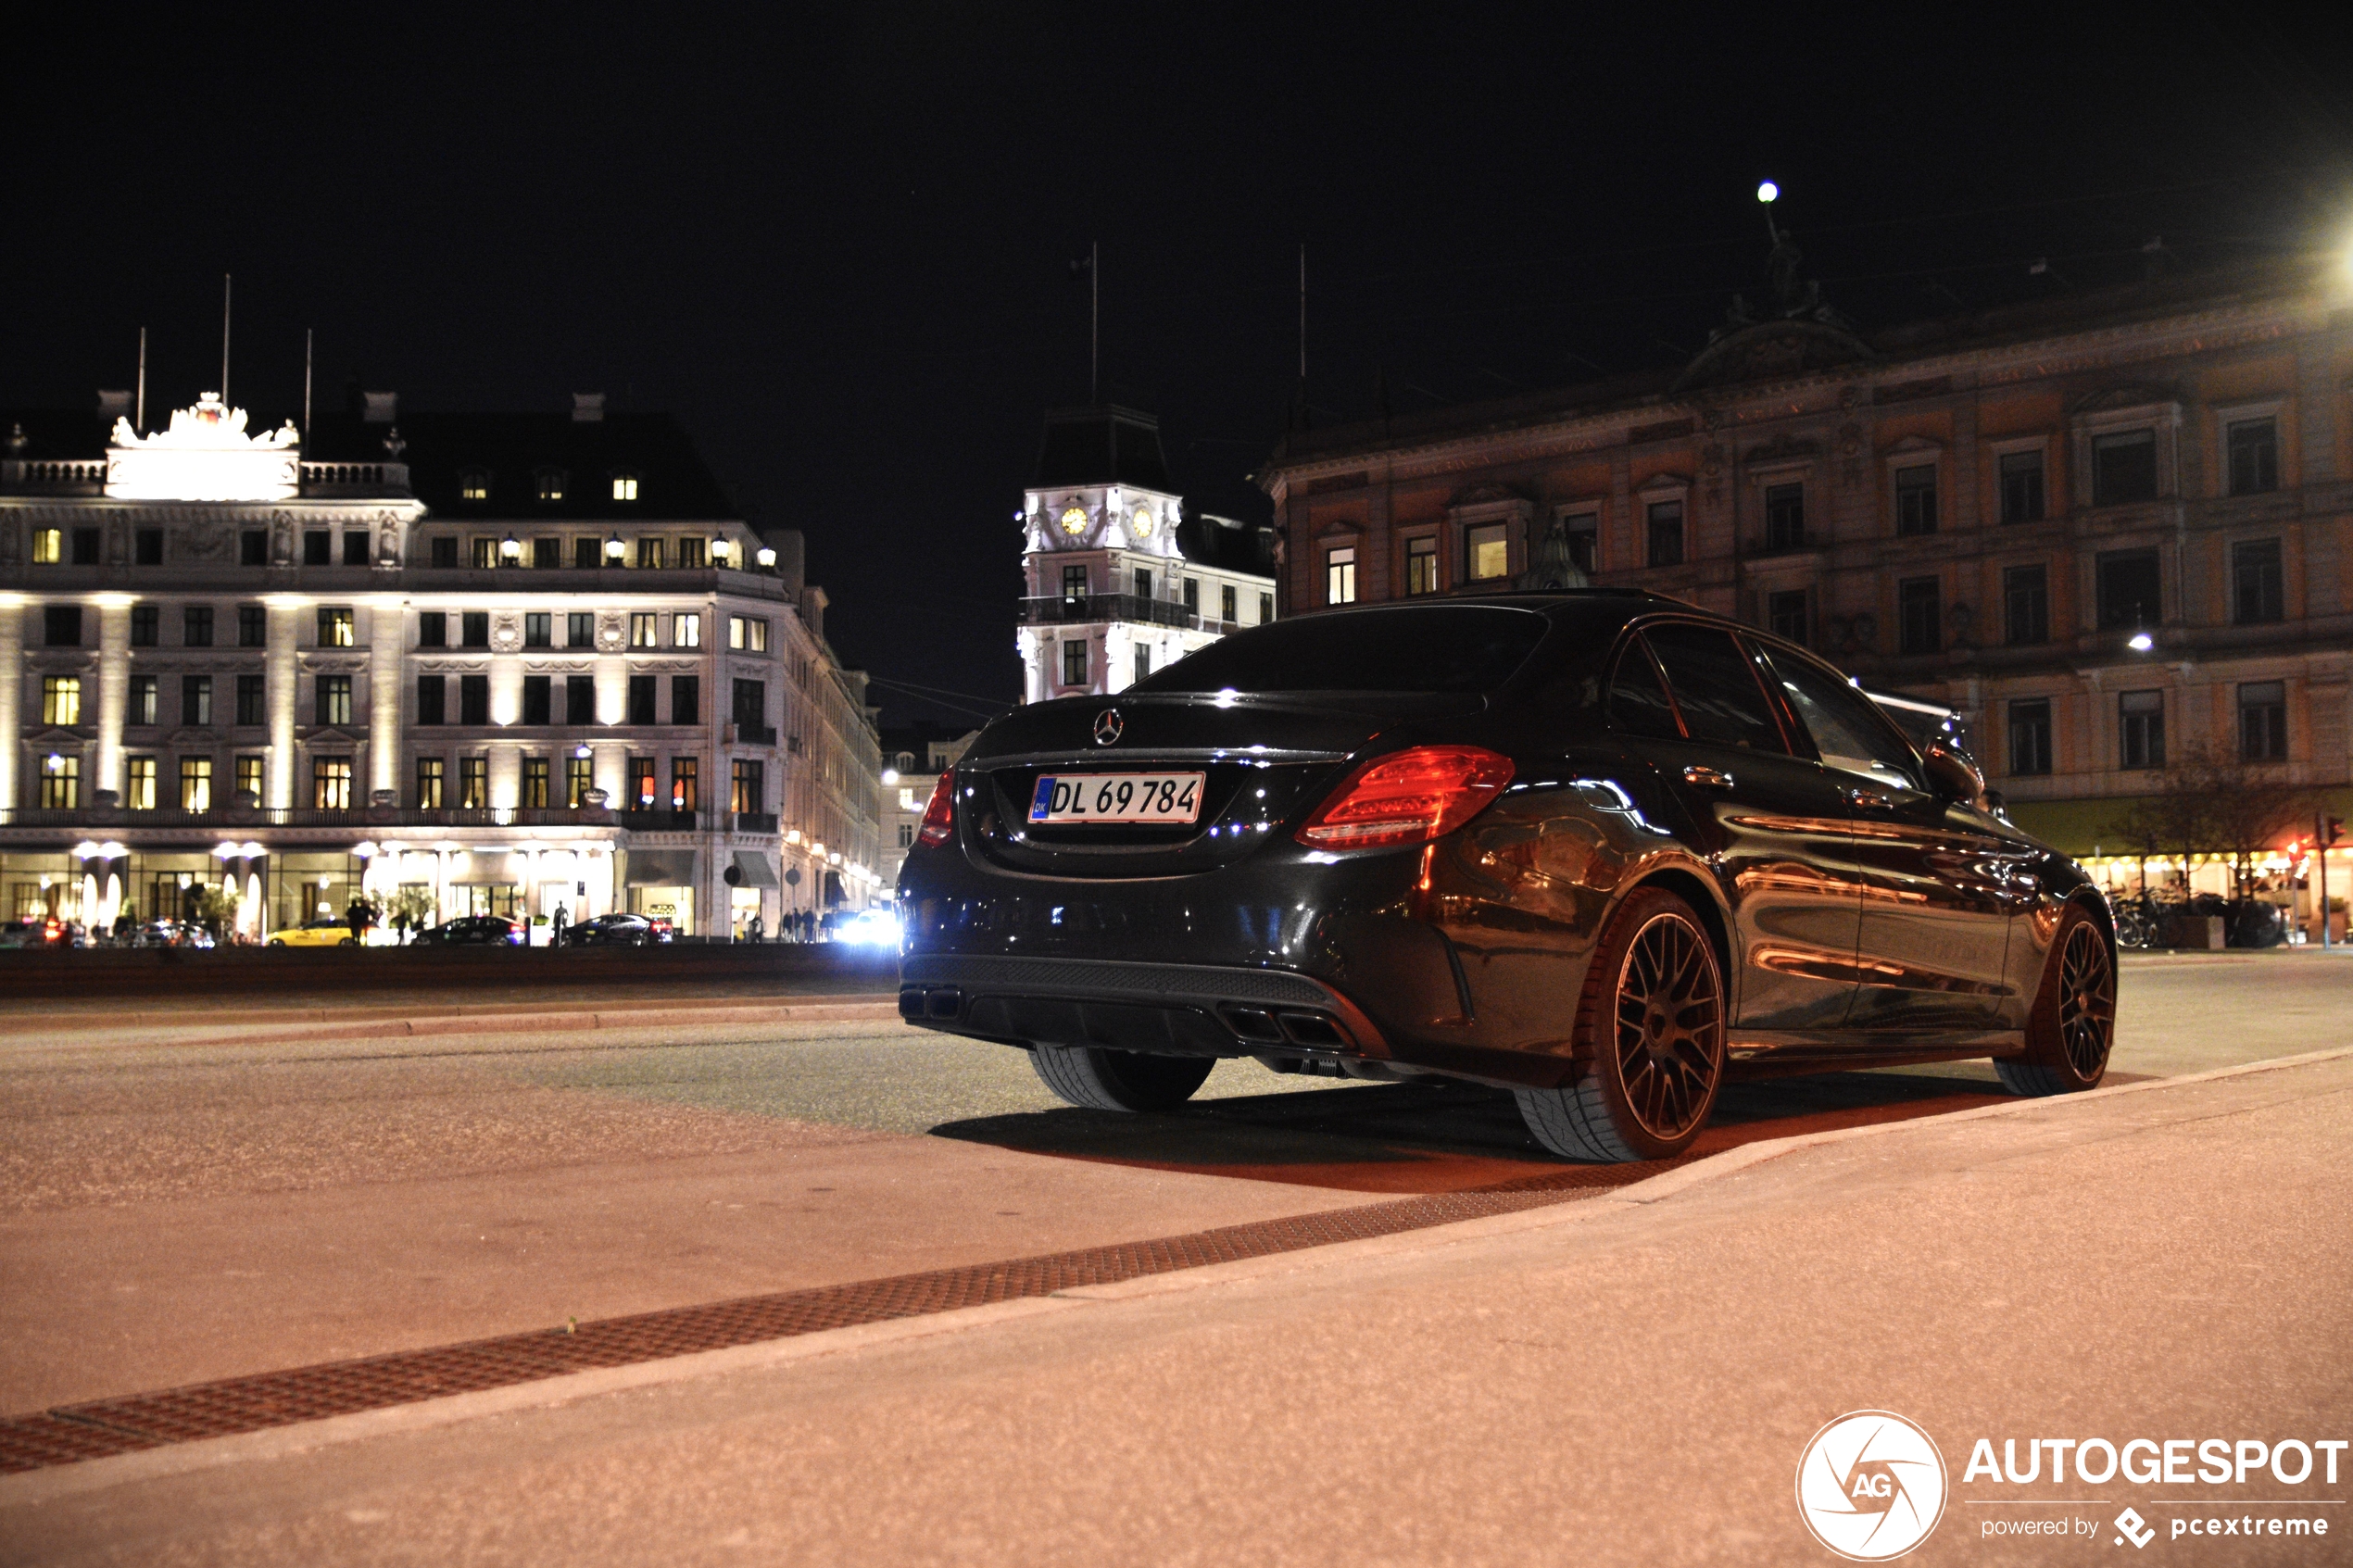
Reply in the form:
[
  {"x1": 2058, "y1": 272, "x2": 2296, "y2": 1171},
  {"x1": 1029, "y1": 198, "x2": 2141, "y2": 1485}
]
[
  {"x1": 2128, "y1": 632, "x2": 2155, "y2": 652},
  {"x1": 1757, "y1": 180, "x2": 1779, "y2": 205}
]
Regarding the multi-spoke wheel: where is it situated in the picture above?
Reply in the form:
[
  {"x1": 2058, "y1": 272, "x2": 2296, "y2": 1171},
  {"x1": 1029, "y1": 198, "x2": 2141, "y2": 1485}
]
[
  {"x1": 1995, "y1": 904, "x2": 2115, "y2": 1096},
  {"x1": 1516, "y1": 885, "x2": 1727, "y2": 1161}
]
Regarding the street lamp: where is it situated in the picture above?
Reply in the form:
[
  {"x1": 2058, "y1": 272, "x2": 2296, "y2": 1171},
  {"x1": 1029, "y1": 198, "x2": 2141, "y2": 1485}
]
[
  {"x1": 756, "y1": 546, "x2": 777, "y2": 571},
  {"x1": 499, "y1": 534, "x2": 522, "y2": 563},
  {"x1": 2128, "y1": 631, "x2": 2155, "y2": 652},
  {"x1": 1756, "y1": 179, "x2": 1780, "y2": 205},
  {"x1": 604, "y1": 535, "x2": 626, "y2": 563}
]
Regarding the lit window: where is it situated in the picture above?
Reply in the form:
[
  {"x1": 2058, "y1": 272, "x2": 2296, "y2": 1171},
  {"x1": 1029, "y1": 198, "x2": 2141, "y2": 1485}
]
[
  {"x1": 630, "y1": 612, "x2": 660, "y2": 648},
  {"x1": 729, "y1": 616, "x2": 769, "y2": 652},
  {"x1": 40, "y1": 754, "x2": 79, "y2": 809},
  {"x1": 673, "y1": 612, "x2": 702, "y2": 648},
  {"x1": 317, "y1": 607, "x2": 356, "y2": 647},
  {"x1": 235, "y1": 755, "x2": 264, "y2": 802},
  {"x1": 31, "y1": 529, "x2": 62, "y2": 564},
  {"x1": 472, "y1": 537, "x2": 498, "y2": 569},
  {"x1": 636, "y1": 537, "x2": 666, "y2": 570},
  {"x1": 181, "y1": 756, "x2": 214, "y2": 812},
  {"x1": 125, "y1": 756, "x2": 157, "y2": 810},
  {"x1": 460, "y1": 469, "x2": 491, "y2": 502},
  {"x1": 312, "y1": 757, "x2": 353, "y2": 810},
  {"x1": 536, "y1": 469, "x2": 567, "y2": 503},
  {"x1": 1465, "y1": 526, "x2": 1507, "y2": 581},
  {"x1": 42, "y1": 676, "x2": 82, "y2": 726},
  {"x1": 1326, "y1": 546, "x2": 1357, "y2": 605},
  {"x1": 612, "y1": 472, "x2": 639, "y2": 501}
]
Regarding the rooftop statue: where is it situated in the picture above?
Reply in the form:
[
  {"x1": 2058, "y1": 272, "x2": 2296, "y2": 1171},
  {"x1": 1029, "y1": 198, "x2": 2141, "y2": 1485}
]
[{"x1": 109, "y1": 393, "x2": 299, "y2": 452}]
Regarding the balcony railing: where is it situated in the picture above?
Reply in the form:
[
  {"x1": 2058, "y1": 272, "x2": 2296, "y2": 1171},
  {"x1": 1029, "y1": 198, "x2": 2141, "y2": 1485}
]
[
  {"x1": 1018, "y1": 594, "x2": 1201, "y2": 631},
  {"x1": 1, "y1": 458, "x2": 106, "y2": 494},
  {"x1": 730, "y1": 721, "x2": 779, "y2": 746},
  {"x1": 731, "y1": 812, "x2": 779, "y2": 835},
  {"x1": 617, "y1": 809, "x2": 698, "y2": 832}
]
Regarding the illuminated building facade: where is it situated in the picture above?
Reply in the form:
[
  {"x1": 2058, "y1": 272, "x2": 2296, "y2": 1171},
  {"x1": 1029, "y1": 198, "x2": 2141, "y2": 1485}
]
[
  {"x1": 0, "y1": 390, "x2": 883, "y2": 937},
  {"x1": 1017, "y1": 406, "x2": 1277, "y2": 704},
  {"x1": 1255, "y1": 258, "x2": 2353, "y2": 885}
]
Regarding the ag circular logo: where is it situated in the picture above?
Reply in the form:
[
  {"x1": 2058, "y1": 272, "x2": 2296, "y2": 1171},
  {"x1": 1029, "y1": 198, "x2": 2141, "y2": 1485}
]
[
  {"x1": 1795, "y1": 1410, "x2": 1947, "y2": 1561},
  {"x1": 1091, "y1": 709, "x2": 1124, "y2": 746}
]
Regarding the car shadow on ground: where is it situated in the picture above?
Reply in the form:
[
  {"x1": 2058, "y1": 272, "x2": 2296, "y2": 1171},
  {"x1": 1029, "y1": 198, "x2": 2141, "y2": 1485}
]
[{"x1": 930, "y1": 1068, "x2": 2155, "y2": 1194}]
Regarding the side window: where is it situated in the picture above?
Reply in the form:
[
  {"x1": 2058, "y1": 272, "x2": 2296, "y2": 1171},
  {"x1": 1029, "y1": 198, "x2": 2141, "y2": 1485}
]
[
  {"x1": 1760, "y1": 648, "x2": 1922, "y2": 791},
  {"x1": 1606, "y1": 638, "x2": 1682, "y2": 739},
  {"x1": 1642, "y1": 622, "x2": 1787, "y2": 752}
]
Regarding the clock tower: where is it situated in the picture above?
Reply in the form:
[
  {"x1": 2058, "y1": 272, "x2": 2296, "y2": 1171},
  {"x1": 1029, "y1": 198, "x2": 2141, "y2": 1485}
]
[{"x1": 1015, "y1": 406, "x2": 1277, "y2": 703}]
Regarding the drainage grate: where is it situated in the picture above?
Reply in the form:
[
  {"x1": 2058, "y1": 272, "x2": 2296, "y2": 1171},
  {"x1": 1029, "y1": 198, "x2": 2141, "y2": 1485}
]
[{"x1": 0, "y1": 1156, "x2": 1686, "y2": 1476}]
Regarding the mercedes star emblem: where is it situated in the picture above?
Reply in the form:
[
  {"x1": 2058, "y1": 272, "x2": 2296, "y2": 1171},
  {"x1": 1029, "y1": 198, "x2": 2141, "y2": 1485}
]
[{"x1": 1092, "y1": 709, "x2": 1124, "y2": 746}]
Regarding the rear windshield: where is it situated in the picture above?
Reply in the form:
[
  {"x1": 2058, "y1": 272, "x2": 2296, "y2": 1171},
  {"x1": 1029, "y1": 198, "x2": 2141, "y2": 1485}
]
[{"x1": 1129, "y1": 605, "x2": 1548, "y2": 695}]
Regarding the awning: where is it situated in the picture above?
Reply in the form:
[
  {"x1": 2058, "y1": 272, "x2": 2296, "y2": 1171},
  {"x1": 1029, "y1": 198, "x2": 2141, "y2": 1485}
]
[
  {"x1": 623, "y1": 849, "x2": 697, "y2": 886},
  {"x1": 728, "y1": 850, "x2": 778, "y2": 888}
]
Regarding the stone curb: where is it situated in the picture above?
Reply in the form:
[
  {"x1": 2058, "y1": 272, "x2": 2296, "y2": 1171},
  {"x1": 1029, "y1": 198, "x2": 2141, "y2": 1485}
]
[{"x1": 6, "y1": 1046, "x2": 2344, "y2": 1508}]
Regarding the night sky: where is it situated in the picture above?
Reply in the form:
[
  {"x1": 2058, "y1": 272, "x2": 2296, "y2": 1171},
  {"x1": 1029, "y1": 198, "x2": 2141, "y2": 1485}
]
[{"x1": 6, "y1": 5, "x2": 2347, "y2": 726}]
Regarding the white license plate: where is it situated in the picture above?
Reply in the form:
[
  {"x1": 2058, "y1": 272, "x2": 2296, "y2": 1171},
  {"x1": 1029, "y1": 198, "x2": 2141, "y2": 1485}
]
[{"x1": 1028, "y1": 771, "x2": 1206, "y2": 825}]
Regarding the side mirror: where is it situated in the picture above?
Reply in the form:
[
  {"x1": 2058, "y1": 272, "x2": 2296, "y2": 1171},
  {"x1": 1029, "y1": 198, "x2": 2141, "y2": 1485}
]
[{"x1": 1922, "y1": 741, "x2": 1983, "y2": 804}]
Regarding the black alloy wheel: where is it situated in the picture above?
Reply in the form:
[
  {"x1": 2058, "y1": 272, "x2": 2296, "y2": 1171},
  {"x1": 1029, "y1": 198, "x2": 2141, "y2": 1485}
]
[
  {"x1": 1996, "y1": 904, "x2": 2115, "y2": 1097},
  {"x1": 1610, "y1": 911, "x2": 1724, "y2": 1144},
  {"x1": 1516, "y1": 885, "x2": 1727, "y2": 1162}
]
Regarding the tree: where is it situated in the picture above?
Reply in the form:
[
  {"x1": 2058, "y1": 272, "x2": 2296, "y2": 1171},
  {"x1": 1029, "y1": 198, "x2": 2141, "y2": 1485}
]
[{"x1": 2104, "y1": 744, "x2": 2316, "y2": 895}]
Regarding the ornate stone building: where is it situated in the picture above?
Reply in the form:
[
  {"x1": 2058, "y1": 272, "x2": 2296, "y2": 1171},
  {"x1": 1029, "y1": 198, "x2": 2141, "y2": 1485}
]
[
  {"x1": 1017, "y1": 406, "x2": 1277, "y2": 703},
  {"x1": 0, "y1": 390, "x2": 884, "y2": 937},
  {"x1": 1253, "y1": 256, "x2": 2353, "y2": 875}
]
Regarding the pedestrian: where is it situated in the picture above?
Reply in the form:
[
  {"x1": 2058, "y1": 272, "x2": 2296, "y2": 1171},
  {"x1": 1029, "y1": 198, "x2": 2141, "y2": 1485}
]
[
  {"x1": 393, "y1": 909, "x2": 410, "y2": 945},
  {"x1": 748, "y1": 912, "x2": 763, "y2": 944},
  {"x1": 551, "y1": 902, "x2": 569, "y2": 947},
  {"x1": 346, "y1": 896, "x2": 368, "y2": 947}
]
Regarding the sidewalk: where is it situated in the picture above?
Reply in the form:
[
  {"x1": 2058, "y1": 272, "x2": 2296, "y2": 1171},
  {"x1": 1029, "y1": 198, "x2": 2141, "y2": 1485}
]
[{"x1": 6, "y1": 1050, "x2": 2346, "y2": 1566}]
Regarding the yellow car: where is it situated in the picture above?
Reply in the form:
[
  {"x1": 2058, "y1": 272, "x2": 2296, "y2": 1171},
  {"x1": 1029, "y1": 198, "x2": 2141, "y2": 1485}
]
[{"x1": 268, "y1": 920, "x2": 359, "y2": 947}]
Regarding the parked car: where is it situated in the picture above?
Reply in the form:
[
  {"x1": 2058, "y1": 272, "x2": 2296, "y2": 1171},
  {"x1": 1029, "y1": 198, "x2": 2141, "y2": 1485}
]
[
  {"x1": 569, "y1": 912, "x2": 672, "y2": 947},
  {"x1": 0, "y1": 919, "x2": 49, "y2": 948},
  {"x1": 413, "y1": 915, "x2": 525, "y2": 947},
  {"x1": 269, "y1": 919, "x2": 359, "y2": 948},
  {"x1": 137, "y1": 919, "x2": 212, "y2": 948},
  {"x1": 897, "y1": 592, "x2": 2117, "y2": 1162}
]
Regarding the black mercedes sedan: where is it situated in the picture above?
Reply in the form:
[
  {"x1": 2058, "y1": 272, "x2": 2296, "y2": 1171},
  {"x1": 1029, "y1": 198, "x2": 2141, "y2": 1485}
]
[{"x1": 896, "y1": 592, "x2": 2115, "y2": 1162}]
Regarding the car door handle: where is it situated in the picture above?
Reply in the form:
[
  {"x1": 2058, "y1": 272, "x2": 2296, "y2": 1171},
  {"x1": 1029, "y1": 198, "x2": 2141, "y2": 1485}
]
[
  {"x1": 1682, "y1": 765, "x2": 1735, "y2": 791},
  {"x1": 1847, "y1": 787, "x2": 1897, "y2": 811}
]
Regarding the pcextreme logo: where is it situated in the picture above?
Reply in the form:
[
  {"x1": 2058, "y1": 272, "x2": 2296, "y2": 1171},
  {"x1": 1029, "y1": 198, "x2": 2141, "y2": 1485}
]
[{"x1": 1796, "y1": 1410, "x2": 1950, "y2": 1561}]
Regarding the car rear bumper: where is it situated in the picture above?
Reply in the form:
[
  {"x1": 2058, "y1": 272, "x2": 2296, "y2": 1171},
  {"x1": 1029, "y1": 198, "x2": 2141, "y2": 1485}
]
[{"x1": 899, "y1": 953, "x2": 1388, "y2": 1061}]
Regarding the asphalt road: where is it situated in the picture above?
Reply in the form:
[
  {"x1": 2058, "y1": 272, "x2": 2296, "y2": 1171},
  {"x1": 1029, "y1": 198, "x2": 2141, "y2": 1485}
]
[{"x1": 0, "y1": 949, "x2": 2347, "y2": 1564}]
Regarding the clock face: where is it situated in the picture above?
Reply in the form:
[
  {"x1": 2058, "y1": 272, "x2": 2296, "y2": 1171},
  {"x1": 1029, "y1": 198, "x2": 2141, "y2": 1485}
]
[
  {"x1": 1059, "y1": 505, "x2": 1088, "y2": 536},
  {"x1": 1129, "y1": 507, "x2": 1154, "y2": 539}
]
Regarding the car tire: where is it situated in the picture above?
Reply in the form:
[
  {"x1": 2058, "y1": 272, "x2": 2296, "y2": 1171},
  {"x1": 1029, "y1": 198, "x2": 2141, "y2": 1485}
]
[
  {"x1": 1028, "y1": 1043, "x2": 1214, "y2": 1112},
  {"x1": 1994, "y1": 903, "x2": 2114, "y2": 1097},
  {"x1": 339, "y1": 937, "x2": 357, "y2": 947},
  {"x1": 268, "y1": 938, "x2": 285, "y2": 947},
  {"x1": 1515, "y1": 885, "x2": 1728, "y2": 1162}
]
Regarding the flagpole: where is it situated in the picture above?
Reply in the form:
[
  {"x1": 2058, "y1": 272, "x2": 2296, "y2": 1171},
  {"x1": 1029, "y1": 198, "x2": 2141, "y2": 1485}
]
[
  {"x1": 220, "y1": 274, "x2": 233, "y2": 403},
  {"x1": 1089, "y1": 240, "x2": 1099, "y2": 405}
]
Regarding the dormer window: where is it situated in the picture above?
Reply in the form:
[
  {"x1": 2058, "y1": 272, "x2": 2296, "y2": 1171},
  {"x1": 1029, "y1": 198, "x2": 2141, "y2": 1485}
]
[
  {"x1": 535, "y1": 468, "x2": 567, "y2": 503},
  {"x1": 611, "y1": 471, "x2": 640, "y2": 502},
  {"x1": 459, "y1": 469, "x2": 491, "y2": 502}
]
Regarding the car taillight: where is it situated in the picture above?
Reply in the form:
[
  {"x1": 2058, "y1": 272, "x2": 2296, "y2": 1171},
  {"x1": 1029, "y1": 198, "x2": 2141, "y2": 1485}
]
[
  {"x1": 1296, "y1": 745, "x2": 1515, "y2": 850},
  {"x1": 916, "y1": 771, "x2": 956, "y2": 847}
]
